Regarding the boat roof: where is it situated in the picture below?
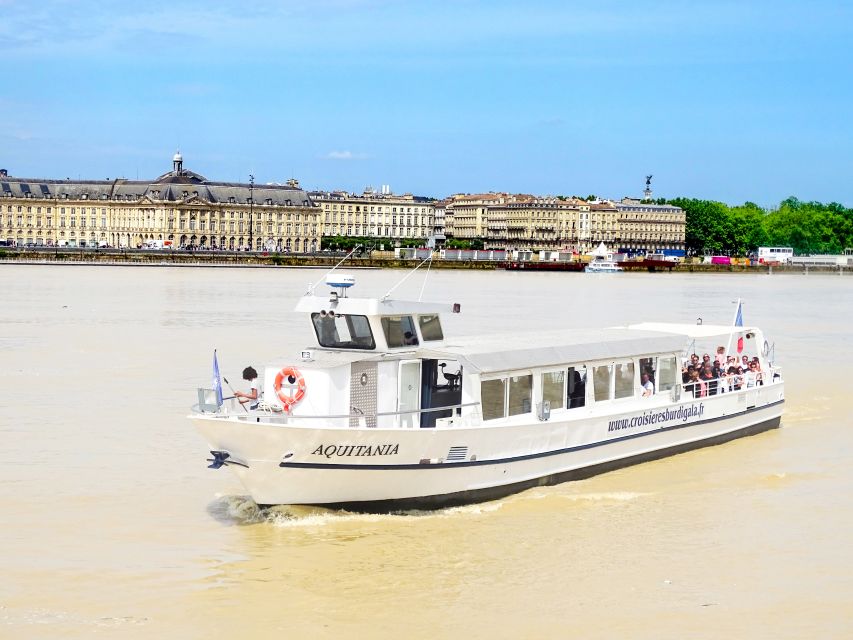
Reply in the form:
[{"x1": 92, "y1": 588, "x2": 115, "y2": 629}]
[
  {"x1": 272, "y1": 327, "x2": 687, "y2": 373},
  {"x1": 294, "y1": 294, "x2": 455, "y2": 316},
  {"x1": 417, "y1": 327, "x2": 687, "y2": 374},
  {"x1": 275, "y1": 349, "x2": 387, "y2": 370},
  {"x1": 628, "y1": 322, "x2": 758, "y2": 339}
]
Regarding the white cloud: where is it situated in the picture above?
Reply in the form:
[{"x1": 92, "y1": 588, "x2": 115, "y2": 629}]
[{"x1": 323, "y1": 150, "x2": 369, "y2": 160}]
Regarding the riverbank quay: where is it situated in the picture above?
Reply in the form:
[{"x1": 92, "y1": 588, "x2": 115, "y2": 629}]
[
  {"x1": 0, "y1": 248, "x2": 850, "y2": 274},
  {"x1": 0, "y1": 248, "x2": 495, "y2": 270}
]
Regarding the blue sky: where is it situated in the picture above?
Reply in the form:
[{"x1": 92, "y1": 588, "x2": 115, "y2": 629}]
[{"x1": 1, "y1": 0, "x2": 852, "y2": 206}]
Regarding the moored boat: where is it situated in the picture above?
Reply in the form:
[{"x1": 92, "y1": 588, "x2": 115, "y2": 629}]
[
  {"x1": 190, "y1": 276, "x2": 784, "y2": 511},
  {"x1": 585, "y1": 259, "x2": 623, "y2": 273},
  {"x1": 585, "y1": 241, "x2": 623, "y2": 273}
]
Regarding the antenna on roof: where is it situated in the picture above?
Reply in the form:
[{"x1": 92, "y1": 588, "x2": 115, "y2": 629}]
[{"x1": 307, "y1": 246, "x2": 361, "y2": 295}]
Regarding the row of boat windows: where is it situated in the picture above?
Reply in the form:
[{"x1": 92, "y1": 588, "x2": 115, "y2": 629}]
[
  {"x1": 311, "y1": 313, "x2": 444, "y2": 350},
  {"x1": 480, "y1": 356, "x2": 680, "y2": 421}
]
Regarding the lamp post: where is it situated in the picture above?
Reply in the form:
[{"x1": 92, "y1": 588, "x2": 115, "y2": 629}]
[{"x1": 248, "y1": 174, "x2": 254, "y2": 252}]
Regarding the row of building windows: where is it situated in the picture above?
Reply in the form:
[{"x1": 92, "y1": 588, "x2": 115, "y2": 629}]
[{"x1": 323, "y1": 203, "x2": 429, "y2": 213}]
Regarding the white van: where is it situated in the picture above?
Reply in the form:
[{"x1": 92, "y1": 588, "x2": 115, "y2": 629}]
[{"x1": 757, "y1": 247, "x2": 793, "y2": 264}]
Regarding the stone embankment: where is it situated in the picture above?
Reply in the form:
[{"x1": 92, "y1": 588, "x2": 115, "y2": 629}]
[{"x1": 0, "y1": 248, "x2": 848, "y2": 274}]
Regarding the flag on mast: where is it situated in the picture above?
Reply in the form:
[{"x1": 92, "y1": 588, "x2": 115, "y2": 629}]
[
  {"x1": 212, "y1": 350, "x2": 224, "y2": 406},
  {"x1": 733, "y1": 300, "x2": 744, "y2": 352},
  {"x1": 725, "y1": 299, "x2": 744, "y2": 356}
]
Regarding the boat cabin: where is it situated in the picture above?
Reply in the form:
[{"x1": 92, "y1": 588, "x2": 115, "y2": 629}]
[{"x1": 250, "y1": 276, "x2": 775, "y2": 432}]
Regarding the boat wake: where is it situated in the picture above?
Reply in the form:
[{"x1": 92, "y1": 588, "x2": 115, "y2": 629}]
[
  {"x1": 524, "y1": 488, "x2": 651, "y2": 504},
  {"x1": 209, "y1": 489, "x2": 644, "y2": 528},
  {"x1": 209, "y1": 494, "x2": 507, "y2": 527}
]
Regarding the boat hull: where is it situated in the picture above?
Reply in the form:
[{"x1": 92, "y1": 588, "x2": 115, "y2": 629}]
[
  {"x1": 319, "y1": 413, "x2": 780, "y2": 511},
  {"x1": 193, "y1": 386, "x2": 784, "y2": 511}
]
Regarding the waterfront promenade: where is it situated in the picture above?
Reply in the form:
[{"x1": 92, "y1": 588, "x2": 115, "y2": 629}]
[{"x1": 0, "y1": 247, "x2": 848, "y2": 274}]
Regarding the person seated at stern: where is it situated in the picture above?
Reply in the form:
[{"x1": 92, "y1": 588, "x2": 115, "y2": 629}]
[{"x1": 235, "y1": 366, "x2": 262, "y2": 409}]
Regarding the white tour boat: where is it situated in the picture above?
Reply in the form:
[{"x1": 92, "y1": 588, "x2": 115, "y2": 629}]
[{"x1": 191, "y1": 275, "x2": 784, "y2": 510}]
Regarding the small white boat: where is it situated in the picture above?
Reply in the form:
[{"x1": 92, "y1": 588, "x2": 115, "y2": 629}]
[
  {"x1": 585, "y1": 241, "x2": 623, "y2": 273},
  {"x1": 585, "y1": 259, "x2": 623, "y2": 273},
  {"x1": 190, "y1": 275, "x2": 784, "y2": 510}
]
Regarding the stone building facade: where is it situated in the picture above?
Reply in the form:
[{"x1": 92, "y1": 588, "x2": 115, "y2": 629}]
[
  {"x1": 447, "y1": 193, "x2": 685, "y2": 254},
  {"x1": 486, "y1": 197, "x2": 589, "y2": 251},
  {"x1": 0, "y1": 154, "x2": 320, "y2": 252},
  {"x1": 614, "y1": 198, "x2": 686, "y2": 255},
  {"x1": 444, "y1": 193, "x2": 512, "y2": 240},
  {"x1": 311, "y1": 189, "x2": 435, "y2": 243}
]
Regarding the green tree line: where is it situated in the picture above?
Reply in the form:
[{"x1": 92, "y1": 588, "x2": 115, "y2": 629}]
[{"x1": 670, "y1": 197, "x2": 853, "y2": 256}]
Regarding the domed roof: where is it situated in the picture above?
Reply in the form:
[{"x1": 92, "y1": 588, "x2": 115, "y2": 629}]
[{"x1": 155, "y1": 169, "x2": 207, "y2": 184}]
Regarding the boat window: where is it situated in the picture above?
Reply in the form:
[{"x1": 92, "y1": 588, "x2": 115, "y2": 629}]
[
  {"x1": 639, "y1": 357, "x2": 656, "y2": 396},
  {"x1": 418, "y1": 314, "x2": 444, "y2": 341},
  {"x1": 593, "y1": 365, "x2": 611, "y2": 402},
  {"x1": 542, "y1": 371, "x2": 564, "y2": 411},
  {"x1": 614, "y1": 361, "x2": 635, "y2": 399},
  {"x1": 657, "y1": 356, "x2": 678, "y2": 392},
  {"x1": 311, "y1": 313, "x2": 376, "y2": 350},
  {"x1": 567, "y1": 366, "x2": 586, "y2": 408},
  {"x1": 381, "y1": 315, "x2": 419, "y2": 348},
  {"x1": 508, "y1": 375, "x2": 532, "y2": 416},
  {"x1": 481, "y1": 379, "x2": 506, "y2": 420}
]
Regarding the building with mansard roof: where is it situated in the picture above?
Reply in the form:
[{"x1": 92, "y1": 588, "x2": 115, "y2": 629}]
[{"x1": 1, "y1": 153, "x2": 320, "y2": 251}]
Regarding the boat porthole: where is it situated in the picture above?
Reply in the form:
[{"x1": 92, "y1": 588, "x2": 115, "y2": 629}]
[{"x1": 360, "y1": 372, "x2": 368, "y2": 386}]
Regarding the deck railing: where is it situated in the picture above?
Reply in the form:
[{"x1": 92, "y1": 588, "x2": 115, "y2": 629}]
[
  {"x1": 193, "y1": 367, "x2": 783, "y2": 426},
  {"x1": 676, "y1": 366, "x2": 782, "y2": 399},
  {"x1": 193, "y1": 400, "x2": 482, "y2": 428}
]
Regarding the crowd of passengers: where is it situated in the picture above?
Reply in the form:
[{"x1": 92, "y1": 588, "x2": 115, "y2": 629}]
[{"x1": 681, "y1": 346, "x2": 765, "y2": 398}]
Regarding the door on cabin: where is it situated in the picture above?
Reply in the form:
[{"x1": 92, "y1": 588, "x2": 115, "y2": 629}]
[
  {"x1": 398, "y1": 360, "x2": 421, "y2": 428},
  {"x1": 349, "y1": 361, "x2": 377, "y2": 428}
]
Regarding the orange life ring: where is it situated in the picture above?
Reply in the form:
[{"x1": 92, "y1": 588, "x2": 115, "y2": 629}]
[{"x1": 273, "y1": 366, "x2": 306, "y2": 412}]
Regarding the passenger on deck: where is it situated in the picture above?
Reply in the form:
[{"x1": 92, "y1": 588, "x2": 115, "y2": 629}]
[
  {"x1": 686, "y1": 368, "x2": 706, "y2": 398},
  {"x1": 701, "y1": 364, "x2": 717, "y2": 395},
  {"x1": 235, "y1": 366, "x2": 262, "y2": 409},
  {"x1": 728, "y1": 366, "x2": 743, "y2": 391},
  {"x1": 751, "y1": 359, "x2": 764, "y2": 386}
]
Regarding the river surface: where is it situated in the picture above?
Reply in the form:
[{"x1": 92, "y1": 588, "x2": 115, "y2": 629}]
[{"x1": 1, "y1": 265, "x2": 851, "y2": 639}]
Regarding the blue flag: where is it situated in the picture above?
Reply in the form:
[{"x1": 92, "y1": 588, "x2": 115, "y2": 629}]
[
  {"x1": 212, "y1": 350, "x2": 224, "y2": 406},
  {"x1": 734, "y1": 300, "x2": 744, "y2": 327}
]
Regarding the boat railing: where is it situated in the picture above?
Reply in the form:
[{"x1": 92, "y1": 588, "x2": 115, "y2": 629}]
[
  {"x1": 196, "y1": 400, "x2": 483, "y2": 428},
  {"x1": 675, "y1": 366, "x2": 782, "y2": 399}
]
